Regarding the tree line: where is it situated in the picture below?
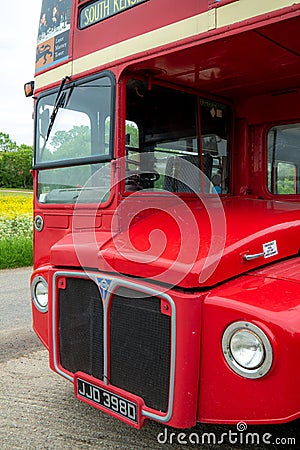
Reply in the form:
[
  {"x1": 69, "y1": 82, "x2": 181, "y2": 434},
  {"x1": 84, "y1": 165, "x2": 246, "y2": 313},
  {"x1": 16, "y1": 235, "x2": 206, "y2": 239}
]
[{"x1": 0, "y1": 133, "x2": 33, "y2": 189}]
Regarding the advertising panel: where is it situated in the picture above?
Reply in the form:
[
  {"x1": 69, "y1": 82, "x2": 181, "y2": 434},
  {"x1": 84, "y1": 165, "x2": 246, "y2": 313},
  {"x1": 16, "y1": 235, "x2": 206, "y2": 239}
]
[{"x1": 36, "y1": 0, "x2": 72, "y2": 72}]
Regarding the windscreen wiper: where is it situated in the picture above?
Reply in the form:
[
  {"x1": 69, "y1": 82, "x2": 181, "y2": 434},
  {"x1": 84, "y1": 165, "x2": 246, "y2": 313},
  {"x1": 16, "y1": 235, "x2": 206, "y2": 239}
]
[{"x1": 43, "y1": 76, "x2": 71, "y2": 146}]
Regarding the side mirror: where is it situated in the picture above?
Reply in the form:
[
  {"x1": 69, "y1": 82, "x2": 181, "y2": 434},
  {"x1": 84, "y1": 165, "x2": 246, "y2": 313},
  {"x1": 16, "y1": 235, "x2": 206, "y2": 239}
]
[{"x1": 24, "y1": 81, "x2": 35, "y2": 97}]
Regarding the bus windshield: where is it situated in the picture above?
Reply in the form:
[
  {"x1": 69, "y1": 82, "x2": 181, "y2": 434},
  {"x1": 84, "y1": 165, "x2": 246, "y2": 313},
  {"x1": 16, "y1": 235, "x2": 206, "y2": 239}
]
[{"x1": 35, "y1": 73, "x2": 114, "y2": 204}]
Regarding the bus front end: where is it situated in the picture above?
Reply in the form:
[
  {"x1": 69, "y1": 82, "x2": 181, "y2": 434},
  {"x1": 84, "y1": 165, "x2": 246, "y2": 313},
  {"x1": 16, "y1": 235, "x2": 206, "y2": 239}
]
[{"x1": 29, "y1": 0, "x2": 300, "y2": 429}]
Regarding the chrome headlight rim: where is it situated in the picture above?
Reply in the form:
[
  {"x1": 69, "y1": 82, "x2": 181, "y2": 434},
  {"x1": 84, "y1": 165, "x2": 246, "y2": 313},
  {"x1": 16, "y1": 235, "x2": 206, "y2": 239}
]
[
  {"x1": 31, "y1": 276, "x2": 48, "y2": 313},
  {"x1": 222, "y1": 321, "x2": 273, "y2": 379}
]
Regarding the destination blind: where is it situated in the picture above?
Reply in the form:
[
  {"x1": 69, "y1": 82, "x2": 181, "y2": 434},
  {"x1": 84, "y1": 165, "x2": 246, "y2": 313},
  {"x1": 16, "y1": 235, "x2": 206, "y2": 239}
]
[{"x1": 79, "y1": 0, "x2": 149, "y2": 29}]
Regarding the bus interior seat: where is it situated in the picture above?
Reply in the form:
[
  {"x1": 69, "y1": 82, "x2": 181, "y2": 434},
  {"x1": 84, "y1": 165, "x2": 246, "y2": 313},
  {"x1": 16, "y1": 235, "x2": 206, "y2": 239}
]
[{"x1": 163, "y1": 153, "x2": 213, "y2": 192}]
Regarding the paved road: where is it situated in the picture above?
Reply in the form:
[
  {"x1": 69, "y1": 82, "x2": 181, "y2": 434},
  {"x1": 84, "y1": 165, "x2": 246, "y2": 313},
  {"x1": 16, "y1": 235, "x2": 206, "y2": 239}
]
[
  {"x1": 0, "y1": 189, "x2": 32, "y2": 194},
  {"x1": 0, "y1": 267, "x2": 299, "y2": 449}
]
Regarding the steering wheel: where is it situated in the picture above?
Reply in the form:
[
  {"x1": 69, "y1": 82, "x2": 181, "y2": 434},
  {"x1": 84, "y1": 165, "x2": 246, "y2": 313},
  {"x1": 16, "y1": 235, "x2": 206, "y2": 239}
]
[
  {"x1": 126, "y1": 170, "x2": 160, "y2": 182},
  {"x1": 125, "y1": 169, "x2": 160, "y2": 191},
  {"x1": 136, "y1": 170, "x2": 160, "y2": 182}
]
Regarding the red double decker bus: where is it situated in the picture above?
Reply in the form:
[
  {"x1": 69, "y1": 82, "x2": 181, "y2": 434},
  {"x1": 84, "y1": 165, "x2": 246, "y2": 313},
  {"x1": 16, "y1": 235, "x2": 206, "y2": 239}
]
[{"x1": 26, "y1": 0, "x2": 300, "y2": 429}]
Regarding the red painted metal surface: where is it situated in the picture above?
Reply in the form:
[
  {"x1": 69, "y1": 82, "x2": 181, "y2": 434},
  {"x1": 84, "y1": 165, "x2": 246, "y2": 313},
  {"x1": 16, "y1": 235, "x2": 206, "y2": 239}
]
[
  {"x1": 30, "y1": 267, "x2": 50, "y2": 348},
  {"x1": 93, "y1": 197, "x2": 299, "y2": 288},
  {"x1": 252, "y1": 258, "x2": 300, "y2": 283},
  {"x1": 199, "y1": 260, "x2": 300, "y2": 423},
  {"x1": 72, "y1": 0, "x2": 208, "y2": 63},
  {"x1": 30, "y1": 0, "x2": 300, "y2": 429},
  {"x1": 34, "y1": 259, "x2": 300, "y2": 427},
  {"x1": 34, "y1": 195, "x2": 300, "y2": 289},
  {"x1": 122, "y1": 15, "x2": 300, "y2": 100},
  {"x1": 208, "y1": 0, "x2": 239, "y2": 9}
]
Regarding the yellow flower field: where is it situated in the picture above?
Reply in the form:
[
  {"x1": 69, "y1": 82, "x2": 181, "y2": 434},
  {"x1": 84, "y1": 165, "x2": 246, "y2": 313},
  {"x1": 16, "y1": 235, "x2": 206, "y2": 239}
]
[
  {"x1": 0, "y1": 191, "x2": 33, "y2": 218},
  {"x1": 0, "y1": 191, "x2": 33, "y2": 241},
  {"x1": 0, "y1": 191, "x2": 33, "y2": 268}
]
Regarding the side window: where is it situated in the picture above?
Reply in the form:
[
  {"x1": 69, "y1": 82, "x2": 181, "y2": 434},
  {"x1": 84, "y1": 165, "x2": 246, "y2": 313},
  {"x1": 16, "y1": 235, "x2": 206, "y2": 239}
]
[
  {"x1": 125, "y1": 80, "x2": 199, "y2": 192},
  {"x1": 267, "y1": 123, "x2": 300, "y2": 194},
  {"x1": 125, "y1": 80, "x2": 231, "y2": 194},
  {"x1": 125, "y1": 120, "x2": 141, "y2": 190}
]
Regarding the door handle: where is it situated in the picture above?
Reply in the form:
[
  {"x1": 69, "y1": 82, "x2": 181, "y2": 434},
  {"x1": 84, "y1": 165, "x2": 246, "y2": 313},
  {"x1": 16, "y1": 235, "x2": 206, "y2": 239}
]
[{"x1": 243, "y1": 252, "x2": 264, "y2": 261}]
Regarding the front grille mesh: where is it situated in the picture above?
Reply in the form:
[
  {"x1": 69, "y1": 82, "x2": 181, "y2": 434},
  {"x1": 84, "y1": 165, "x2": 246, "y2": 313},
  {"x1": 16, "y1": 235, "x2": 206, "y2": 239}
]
[
  {"x1": 58, "y1": 277, "x2": 171, "y2": 412},
  {"x1": 110, "y1": 287, "x2": 171, "y2": 412},
  {"x1": 59, "y1": 278, "x2": 104, "y2": 379}
]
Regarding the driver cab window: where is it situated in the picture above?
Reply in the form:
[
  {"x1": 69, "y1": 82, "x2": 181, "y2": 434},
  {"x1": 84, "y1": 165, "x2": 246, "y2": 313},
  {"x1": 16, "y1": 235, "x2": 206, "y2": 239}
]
[
  {"x1": 125, "y1": 79, "x2": 230, "y2": 194},
  {"x1": 267, "y1": 123, "x2": 300, "y2": 194}
]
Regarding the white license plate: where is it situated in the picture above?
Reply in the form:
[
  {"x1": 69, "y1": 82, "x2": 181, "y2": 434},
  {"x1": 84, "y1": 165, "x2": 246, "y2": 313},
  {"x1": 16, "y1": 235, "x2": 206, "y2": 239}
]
[{"x1": 76, "y1": 377, "x2": 138, "y2": 425}]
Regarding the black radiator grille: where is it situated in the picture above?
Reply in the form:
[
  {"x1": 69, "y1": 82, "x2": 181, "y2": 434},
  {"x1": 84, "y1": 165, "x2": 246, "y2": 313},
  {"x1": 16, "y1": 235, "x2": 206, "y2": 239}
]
[
  {"x1": 57, "y1": 277, "x2": 172, "y2": 413},
  {"x1": 58, "y1": 277, "x2": 104, "y2": 379},
  {"x1": 110, "y1": 287, "x2": 171, "y2": 412}
]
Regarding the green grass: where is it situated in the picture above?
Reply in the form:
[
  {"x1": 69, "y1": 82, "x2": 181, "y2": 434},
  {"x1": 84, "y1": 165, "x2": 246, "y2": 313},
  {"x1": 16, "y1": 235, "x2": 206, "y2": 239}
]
[
  {"x1": 0, "y1": 191, "x2": 33, "y2": 269},
  {"x1": 0, "y1": 236, "x2": 33, "y2": 269}
]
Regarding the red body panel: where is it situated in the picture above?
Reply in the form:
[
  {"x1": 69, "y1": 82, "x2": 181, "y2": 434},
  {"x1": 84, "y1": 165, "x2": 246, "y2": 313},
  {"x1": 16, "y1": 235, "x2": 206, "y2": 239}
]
[
  {"x1": 41, "y1": 260, "x2": 300, "y2": 427},
  {"x1": 30, "y1": 267, "x2": 50, "y2": 348},
  {"x1": 30, "y1": 0, "x2": 300, "y2": 429},
  {"x1": 199, "y1": 259, "x2": 300, "y2": 423},
  {"x1": 72, "y1": 0, "x2": 208, "y2": 63},
  {"x1": 47, "y1": 197, "x2": 300, "y2": 288}
]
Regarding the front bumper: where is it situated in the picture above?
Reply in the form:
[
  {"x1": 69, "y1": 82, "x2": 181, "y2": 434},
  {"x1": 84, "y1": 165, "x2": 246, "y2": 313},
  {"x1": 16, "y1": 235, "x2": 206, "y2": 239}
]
[{"x1": 31, "y1": 263, "x2": 300, "y2": 427}]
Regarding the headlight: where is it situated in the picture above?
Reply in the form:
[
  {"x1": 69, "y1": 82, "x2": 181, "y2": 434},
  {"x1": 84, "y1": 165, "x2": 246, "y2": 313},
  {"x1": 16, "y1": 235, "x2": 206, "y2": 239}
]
[
  {"x1": 222, "y1": 322, "x2": 273, "y2": 379},
  {"x1": 31, "y1": 276, "x2": 48, "y2": 312}
]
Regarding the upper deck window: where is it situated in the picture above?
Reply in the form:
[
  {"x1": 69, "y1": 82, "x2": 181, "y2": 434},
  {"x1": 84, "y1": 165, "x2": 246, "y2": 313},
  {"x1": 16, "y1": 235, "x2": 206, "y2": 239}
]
[
  {"x1": 79, "y1": 0, "x2": 148, "y2": 29},
  {"x1": 267, "y1": 123, "x2": 300, "y2": 195},
  {"x1": 125, "y1": 80, "x2": 231, "y2": 194}
]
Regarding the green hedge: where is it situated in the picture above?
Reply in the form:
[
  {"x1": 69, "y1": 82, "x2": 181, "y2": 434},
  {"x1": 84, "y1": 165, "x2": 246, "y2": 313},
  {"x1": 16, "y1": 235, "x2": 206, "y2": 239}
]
[{"x1": 0, "y1": 132, "x2": 33, "y2": 189}]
